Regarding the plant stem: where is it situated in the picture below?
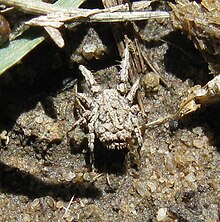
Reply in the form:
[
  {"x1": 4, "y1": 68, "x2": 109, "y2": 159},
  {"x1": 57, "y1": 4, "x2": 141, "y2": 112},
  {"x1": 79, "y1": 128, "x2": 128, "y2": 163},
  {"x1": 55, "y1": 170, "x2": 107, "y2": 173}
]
[{"x1": 0, "y1": 0, "x2": 170, "y2": 22}]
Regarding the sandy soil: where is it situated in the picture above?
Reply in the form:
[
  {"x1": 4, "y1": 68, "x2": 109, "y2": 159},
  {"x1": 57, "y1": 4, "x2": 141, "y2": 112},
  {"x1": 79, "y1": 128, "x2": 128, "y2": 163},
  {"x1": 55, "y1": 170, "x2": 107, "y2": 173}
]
[{"x1": 0, "y1": 1, "x2": 219, "y2": 221}]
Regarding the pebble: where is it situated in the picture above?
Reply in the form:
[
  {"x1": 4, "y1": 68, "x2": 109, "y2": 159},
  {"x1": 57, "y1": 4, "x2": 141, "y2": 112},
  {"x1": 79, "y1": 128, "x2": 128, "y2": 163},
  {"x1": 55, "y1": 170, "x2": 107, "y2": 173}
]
[
  {"x1": 45, "y1": 197, "x2": 55, "y2": 208},
  {"x1": 156, "y1": 207, "x2": 168, "y2": 221},
  {"x1": 63, "y1": 171, "x2": 76, "y2": 182},
  {"x1": 185, "y1": 172, "x2": 196, "y2": 182},
  {"x1": 135, "y1": 181, "x2": 148, "y2": 197},
  {"x1": 147, "y1": 181, "x2": 158, "y2": 192},
  {"x1": 192, "y1": 127, "x2": 203, "y2": 135},
  {"x1": 193, "y1": 139, "x2": 204, "y2": 149},
  {"x1": 30, "y1": 198, "x2": 40, "y2": 211},
  {"x1": 22, "y1": 213, "x2": 31, "y2": 222}
]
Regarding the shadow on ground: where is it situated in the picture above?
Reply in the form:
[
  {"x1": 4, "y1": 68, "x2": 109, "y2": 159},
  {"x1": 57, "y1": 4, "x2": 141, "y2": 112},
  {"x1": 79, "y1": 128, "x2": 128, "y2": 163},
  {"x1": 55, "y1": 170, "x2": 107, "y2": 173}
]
[{"x1": 0, "y1": 160, "x2": 102, "y2": 201}]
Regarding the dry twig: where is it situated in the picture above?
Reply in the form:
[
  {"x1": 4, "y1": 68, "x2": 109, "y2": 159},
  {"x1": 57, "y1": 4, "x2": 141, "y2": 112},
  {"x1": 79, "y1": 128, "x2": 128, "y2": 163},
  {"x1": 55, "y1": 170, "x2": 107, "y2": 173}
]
[
  {"x1": 0, "y1": 0, "x2": 170, "y2": 22},
  {"x1": 145, "y1": 75, "x2": 220, "y2": 128}
]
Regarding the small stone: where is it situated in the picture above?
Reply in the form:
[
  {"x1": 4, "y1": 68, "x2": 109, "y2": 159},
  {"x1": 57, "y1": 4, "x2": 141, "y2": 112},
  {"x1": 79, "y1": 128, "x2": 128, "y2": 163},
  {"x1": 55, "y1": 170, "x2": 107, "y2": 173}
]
[
  {"x1": 185, "y1": 172, "x2": 196, "y2": 182},
  {"x1": 45, "y1": 196, "x2": 55, "y2": 208},
  {"x1": 192, "y1": 127, "x2": 203, "y2": 135},
  {"x1": 83, "y1": 172, "x2": 92, "y2": 182},
  {"x1": 129, "y1": 203, "x2": 137, "y2": 215},
  {"x1": 156, "y1": 208, "x2": 168, "y2": 221},
  {"x1": 19, "y1": 195, "x2": 29, "y2": 203},
  {"x1": 31, "y1": 198, "x2": 40, "y2": 208},
  {"x1": 193, "y1": 139, "x2": 204, "y2": 149},
  {"x1": 135, "y1": 181, "x2": 148, "y2": 197},
  {"x1": 147, "y1": 181, "x2": 157, "y2": 192},
  {"x1": 164, "y1": 153, "x2": 176, "y2": 174},
  {"x1": 22, "y1": 214, "x2": 31, "y2": 222},
  {"x1": 82, "y1": 44, "x2": 97, "y2": 60},
  {"x1": 120, "y1": 200, "x2": 131, "y2": 215},
  {"x1": 55, "y1": 200, "x2": 64, "y2": 209},
  {"x1": 35, "y1": 116, "x2": 44, "y2": 124},
  {"x1": 0, "y1": 130, "x2": 8, "y2": 140},
  {"x1": 63, "y1": 171, "x2": 76, "y2": 182}
]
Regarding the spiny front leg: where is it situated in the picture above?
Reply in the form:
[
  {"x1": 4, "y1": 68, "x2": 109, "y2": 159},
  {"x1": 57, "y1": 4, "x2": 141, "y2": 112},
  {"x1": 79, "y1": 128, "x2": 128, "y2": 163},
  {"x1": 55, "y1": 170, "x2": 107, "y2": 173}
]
[
  {"x1": 79, "y1": 65, "x2": 101, "y2": 94},
  {"x1": 77, "y1": 92, "x2": 93, "y2": 109},
  {"x1": 66, "y1": 110, "x2": 91, "y2": 139},
  {"x1": 74, "y1": 84, "x2": 92, "y2": 111},
  {"x1": 134, "y1": 126, "x2": 143, "y2": 148},
  {"x1": 126, "y1": 78, "x2": 140, "y2": 104},
  {"x1": 130, "y1": 105, "x2": 143, "y2": 149},
  {"x1": 118, "y1": 45, "x2": 130, "y2": 94},
  {"x1": 88, "y1": 122, "x2": 95, "y2": 169}
]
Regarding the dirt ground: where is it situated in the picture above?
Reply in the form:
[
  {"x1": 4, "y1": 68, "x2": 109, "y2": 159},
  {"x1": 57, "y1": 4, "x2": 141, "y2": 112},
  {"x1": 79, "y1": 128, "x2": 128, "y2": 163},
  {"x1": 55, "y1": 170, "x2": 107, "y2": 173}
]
[{"x1": 0, "y1": 1, "x2": 219, "y2": 222}]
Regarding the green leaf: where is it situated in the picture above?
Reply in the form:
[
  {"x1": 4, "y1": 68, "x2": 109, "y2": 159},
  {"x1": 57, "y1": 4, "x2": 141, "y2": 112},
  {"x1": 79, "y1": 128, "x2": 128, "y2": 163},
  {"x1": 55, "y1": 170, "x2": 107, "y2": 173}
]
[
  {"x1": 0, "y1": 0, "x2": 85, "y2": 75},
  {"x1": 0, "y1": 30, "x2": 46, "y2": 75}
]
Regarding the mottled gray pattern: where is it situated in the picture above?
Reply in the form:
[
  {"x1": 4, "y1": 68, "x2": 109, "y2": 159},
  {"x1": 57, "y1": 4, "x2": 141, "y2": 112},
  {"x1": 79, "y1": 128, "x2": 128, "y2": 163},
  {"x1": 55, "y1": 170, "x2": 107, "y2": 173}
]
[{"x1": 74, "y1": 47, "x2": 143, "y2": 165}]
